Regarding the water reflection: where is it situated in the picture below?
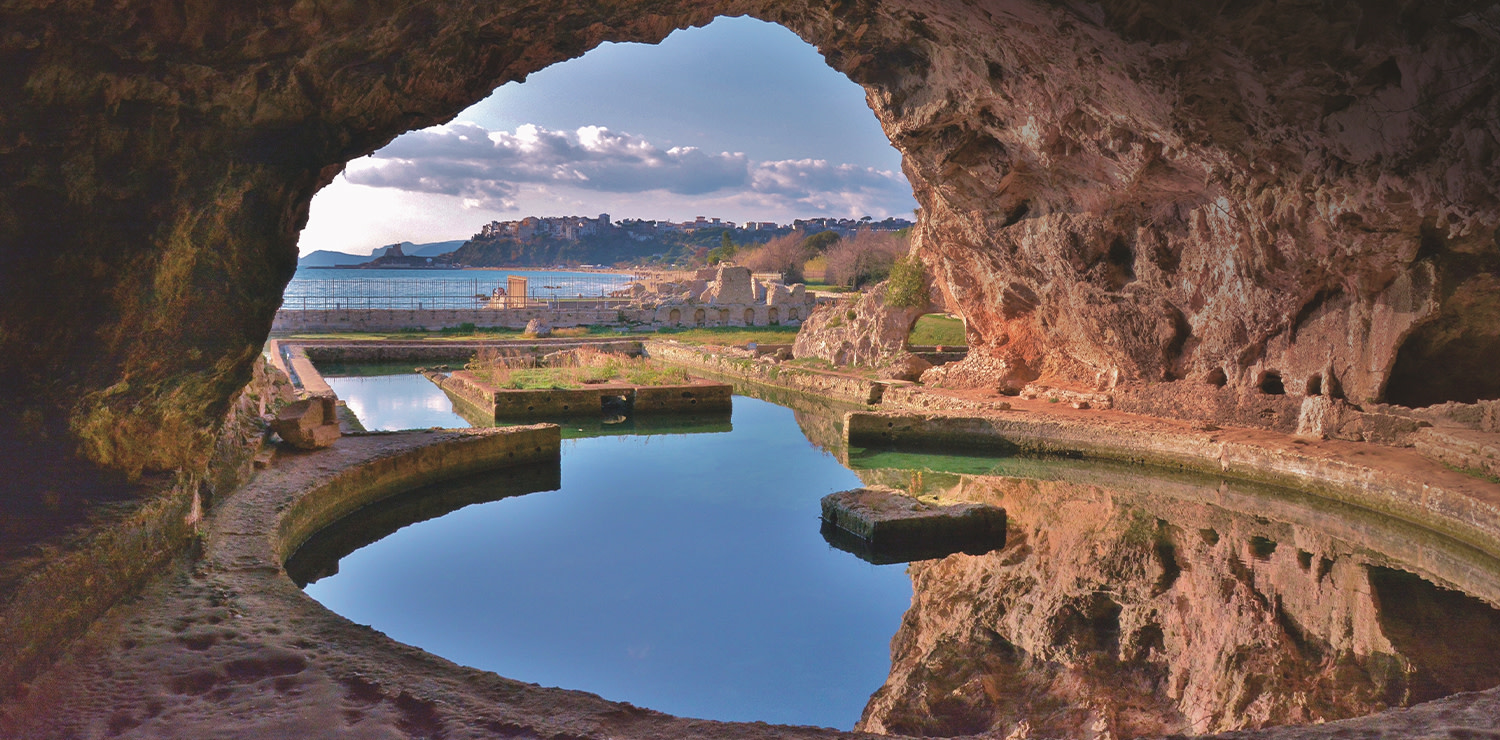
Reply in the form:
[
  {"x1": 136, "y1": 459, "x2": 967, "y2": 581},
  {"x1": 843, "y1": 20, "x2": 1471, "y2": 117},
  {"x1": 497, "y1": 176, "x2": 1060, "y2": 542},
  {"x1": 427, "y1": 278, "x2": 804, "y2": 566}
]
[
  {"x1": 299, "y1": 398, "x2": 910, "y2": 729},
  {"x1": 846, "y1": 447, "x2": 1500, "y2": 738},
  {"x1": 323, "y1": 372, "x2": 471, "y2": 431},
  {"x1": 295, "y1": 373, "x2": 1500, "y2": 736}
]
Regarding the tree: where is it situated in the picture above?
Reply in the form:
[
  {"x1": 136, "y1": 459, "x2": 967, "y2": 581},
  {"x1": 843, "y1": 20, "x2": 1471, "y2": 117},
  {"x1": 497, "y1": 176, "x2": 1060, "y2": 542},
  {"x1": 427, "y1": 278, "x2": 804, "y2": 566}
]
[
  {"x1": 707, "y1": 230, "x2": 738, "y2": 264},
  {"x1": 825, "y1": 228, "x2": 908, "y2": 288},
  {"x1": 802, "y1": 230, "x2": 840, "y2": 253},
  {"x1": 884, "y1": 254, "x2": 929, "y2": 308},
  {"x1": 741, "y1": 233, "x2": 812, "y2": 283}
]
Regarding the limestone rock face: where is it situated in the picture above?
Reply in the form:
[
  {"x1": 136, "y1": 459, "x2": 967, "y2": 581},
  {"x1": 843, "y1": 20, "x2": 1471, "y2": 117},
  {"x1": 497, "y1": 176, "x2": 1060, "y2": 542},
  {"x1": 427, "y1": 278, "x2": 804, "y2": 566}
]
[
  {"x1": 793, "y1": 283, "x2": 926, "y2": 368},
  {"x1": 1, "y1": 0, "x2": 1497, "y2": 488}
]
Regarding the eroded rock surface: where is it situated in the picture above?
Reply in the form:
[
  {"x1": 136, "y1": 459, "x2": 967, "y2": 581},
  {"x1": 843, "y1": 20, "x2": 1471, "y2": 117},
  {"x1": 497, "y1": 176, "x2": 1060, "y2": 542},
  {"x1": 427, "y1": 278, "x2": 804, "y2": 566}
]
[
  {"x1": 3, "y1": 0, "x2": 1498, "y2": 488},
  {"x1": 794, "y1": 283, "x2": 927, "y2": 369},
  {"x1": 858, "y1": 473, "x2": 1500, "y2": 738}
]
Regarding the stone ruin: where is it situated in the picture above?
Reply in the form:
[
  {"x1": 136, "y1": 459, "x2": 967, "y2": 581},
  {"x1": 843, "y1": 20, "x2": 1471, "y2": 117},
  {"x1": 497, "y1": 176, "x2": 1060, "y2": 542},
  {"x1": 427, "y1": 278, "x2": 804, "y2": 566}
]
[
  {"x1": 619, "y1": 264, "x2": 817, "y2": 327},
  {"x1": 268, "y1": 396, "x2": 341, "y2": 450}
]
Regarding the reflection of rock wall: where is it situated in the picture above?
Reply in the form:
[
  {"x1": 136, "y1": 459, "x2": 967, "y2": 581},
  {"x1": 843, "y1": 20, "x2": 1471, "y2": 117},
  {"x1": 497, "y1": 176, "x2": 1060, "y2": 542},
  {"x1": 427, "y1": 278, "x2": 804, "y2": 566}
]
[{"x1": 861, "y1": 476, "x2": 1500, "y2": 738}]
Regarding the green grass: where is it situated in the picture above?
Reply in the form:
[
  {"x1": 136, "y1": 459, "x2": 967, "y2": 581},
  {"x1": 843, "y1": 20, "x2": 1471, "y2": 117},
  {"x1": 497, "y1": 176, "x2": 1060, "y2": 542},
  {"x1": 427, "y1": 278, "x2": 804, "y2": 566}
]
[
  {"x1": 469, "y1": 347, "x2": 690, "y2": 390},
  {"x1": 1443, "y1": 461, "x2": 1500, "y2": 485},
  {"x1": 908, "y1": 314, "x2": 966, "y2": 346},
  {"x1": 653, "y1": 325, "x2": 800, "y2": 346},
  {"x1": 801, "y1": 279, "x2": 854, "y2": 293}
]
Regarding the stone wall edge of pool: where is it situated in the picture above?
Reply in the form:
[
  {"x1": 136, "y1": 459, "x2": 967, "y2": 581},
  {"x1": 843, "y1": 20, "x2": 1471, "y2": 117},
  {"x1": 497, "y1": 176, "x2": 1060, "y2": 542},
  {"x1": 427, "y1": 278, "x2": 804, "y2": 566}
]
[
  {"x1": 268, "y1": 426, "x2": 562, "y2": 567},
  {"x1": 845, "y1": 410, "x2": 1500, "y2": 562}
]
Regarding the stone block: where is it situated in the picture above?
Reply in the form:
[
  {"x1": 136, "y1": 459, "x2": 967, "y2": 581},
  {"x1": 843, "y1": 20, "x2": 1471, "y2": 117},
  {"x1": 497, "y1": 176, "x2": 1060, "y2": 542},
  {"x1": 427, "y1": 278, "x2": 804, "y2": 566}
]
[
  {"x1": 820, "y1": 487, "x2": 1006, "y2": 564},
  {"x1": 1296, "y1": 395, "x2": 1343, "y2": 439},
  {"x1": 705, "y1": 265, "x2": 754, "y2": 304},
  {"x1": 523, "y1": 318, "x2": 552, "y2": 337},
  {"x1": 271, "y1": 397, "x2": 341, "y2": 450}
]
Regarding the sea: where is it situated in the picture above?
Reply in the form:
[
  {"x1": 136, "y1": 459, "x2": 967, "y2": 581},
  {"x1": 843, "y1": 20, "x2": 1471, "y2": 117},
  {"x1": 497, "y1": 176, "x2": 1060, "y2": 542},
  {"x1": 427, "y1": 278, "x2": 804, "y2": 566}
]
[{"x1": 282, "y1": 267, "x2": 639, "y2": 310}]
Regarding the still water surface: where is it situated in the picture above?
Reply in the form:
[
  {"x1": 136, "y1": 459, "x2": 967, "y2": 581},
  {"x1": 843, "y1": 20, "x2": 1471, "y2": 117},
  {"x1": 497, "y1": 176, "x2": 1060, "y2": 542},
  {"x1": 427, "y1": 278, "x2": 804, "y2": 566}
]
[
  {"x1": 301, "y1": 371, "x2": 1500, "y2": 735},
  {"x1": 302, "y1": 397, "x2": 913, "y2": 729},
  {"x1": 322, "y1": 372, "x2": 471, "y2": 431}
]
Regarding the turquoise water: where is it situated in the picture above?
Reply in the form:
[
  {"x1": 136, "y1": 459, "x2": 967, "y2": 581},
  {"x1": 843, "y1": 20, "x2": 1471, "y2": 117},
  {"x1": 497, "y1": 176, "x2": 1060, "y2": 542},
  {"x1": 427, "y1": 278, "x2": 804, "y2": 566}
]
[
  {"x1": 322, "y1": 373, "x2": 471, "y2": 431},
  {"x1": 302, "y1": 397, "x2": 912, "y2": 729}
]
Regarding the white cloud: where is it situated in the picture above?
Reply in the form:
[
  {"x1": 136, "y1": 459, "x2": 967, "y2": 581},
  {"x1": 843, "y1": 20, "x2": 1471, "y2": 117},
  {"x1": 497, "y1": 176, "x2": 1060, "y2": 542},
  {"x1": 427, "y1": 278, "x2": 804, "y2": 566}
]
[
  {"x1": 343, "y1": 123, "x2": 911, "y2": 207},
  {"x1": 300, "y1": 123, "x2": 919, "y2": 255},
  {"x1": 345, "y1": 122, "x2": 750, "y2": 200}
]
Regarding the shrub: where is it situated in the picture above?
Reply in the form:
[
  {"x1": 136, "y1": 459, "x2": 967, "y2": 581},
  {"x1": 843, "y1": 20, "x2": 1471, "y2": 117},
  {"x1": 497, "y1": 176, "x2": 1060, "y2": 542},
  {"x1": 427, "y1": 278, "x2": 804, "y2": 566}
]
[{"x1": 884, "y1": 254, "x2": 928, "y2": 308}]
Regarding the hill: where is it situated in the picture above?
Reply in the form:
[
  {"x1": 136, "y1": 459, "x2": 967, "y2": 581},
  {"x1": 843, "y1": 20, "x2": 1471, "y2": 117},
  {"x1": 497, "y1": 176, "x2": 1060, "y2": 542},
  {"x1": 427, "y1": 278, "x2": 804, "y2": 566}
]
[
  {"x1": 300, "y1": 239, "x2": 467, "y2": 267},
  {"x1": 297, "y1": 249, "x2": 369, "y2": 267},
  {"x1": 447, "y1": 228, "x2": 781, "y2": 268}
]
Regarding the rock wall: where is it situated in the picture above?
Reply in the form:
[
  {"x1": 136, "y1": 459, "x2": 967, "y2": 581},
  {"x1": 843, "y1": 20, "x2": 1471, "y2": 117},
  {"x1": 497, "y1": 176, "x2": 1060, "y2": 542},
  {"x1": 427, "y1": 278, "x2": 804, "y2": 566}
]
[
  {"x1": 879, "y1": 1, "x2": 1500, "y2": 411},
  {"x1": 2, "y1": 0, "x2": 1497, "y2": 492},
  {"x1": 858, "y1": 473, "x2": 1500, "y2": 738}
]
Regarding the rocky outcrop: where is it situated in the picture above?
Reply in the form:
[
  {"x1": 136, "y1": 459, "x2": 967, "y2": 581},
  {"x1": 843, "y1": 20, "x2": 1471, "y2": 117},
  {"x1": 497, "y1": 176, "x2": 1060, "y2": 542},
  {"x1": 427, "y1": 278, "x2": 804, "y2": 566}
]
[
  {"x1": 858, "y1": 473, "x2": 1500, "y2": 738},
  {"x1": 890, "y1": 2, "x2": 1500, "y2": 414},
  {"x1": 794, "y1": 282, "x2": 927, "y2": 369}
]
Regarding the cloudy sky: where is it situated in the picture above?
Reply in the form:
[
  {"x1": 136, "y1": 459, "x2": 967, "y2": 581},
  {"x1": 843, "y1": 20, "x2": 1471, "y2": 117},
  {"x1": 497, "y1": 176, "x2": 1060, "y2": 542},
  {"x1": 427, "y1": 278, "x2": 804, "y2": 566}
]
[{"x1": 297, "y1": 16, "x2": 917, "y2": 256}]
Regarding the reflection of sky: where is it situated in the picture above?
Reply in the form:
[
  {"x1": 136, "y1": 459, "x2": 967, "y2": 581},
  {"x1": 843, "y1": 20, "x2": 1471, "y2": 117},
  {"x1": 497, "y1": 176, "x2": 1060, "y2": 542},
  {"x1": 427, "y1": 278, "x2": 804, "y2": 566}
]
[
  {"x1": 304, "y1": 397, "x2": 913, "y2": 729},
  {"x1": 323, "y1": 374, "x2": 470, "y2": 431}
]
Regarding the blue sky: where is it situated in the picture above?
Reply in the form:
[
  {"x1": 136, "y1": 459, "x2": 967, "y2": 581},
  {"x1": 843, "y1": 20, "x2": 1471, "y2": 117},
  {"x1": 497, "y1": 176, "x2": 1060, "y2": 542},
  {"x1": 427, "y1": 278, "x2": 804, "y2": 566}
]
[{"x1": 298, "y1": 16, "x2": 917, "y2": 255}]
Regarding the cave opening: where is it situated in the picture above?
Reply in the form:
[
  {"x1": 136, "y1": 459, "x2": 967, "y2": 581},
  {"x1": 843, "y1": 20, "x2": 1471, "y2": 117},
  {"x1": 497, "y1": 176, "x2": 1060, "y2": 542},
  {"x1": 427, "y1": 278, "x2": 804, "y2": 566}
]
[
  {"x1": 1257, "y1": 371, "x2": 1285, "y2": 396},
  {"x1": 296, "y1": 16, "x2": 920, "y2": 290},
  {"x1": 1385, "y1": 318, "x2": 1500, "y2": 408}
]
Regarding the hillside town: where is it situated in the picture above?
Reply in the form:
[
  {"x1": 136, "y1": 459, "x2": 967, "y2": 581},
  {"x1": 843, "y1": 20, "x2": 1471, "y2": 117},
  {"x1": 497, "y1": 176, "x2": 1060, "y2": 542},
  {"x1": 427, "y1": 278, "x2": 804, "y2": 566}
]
[{"x1": 474, "y1": 213, "x2": 913, "y2": 243}]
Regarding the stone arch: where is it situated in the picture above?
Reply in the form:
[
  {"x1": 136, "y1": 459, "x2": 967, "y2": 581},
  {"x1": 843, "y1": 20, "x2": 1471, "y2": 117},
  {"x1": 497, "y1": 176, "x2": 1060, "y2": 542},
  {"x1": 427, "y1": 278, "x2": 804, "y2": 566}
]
[
  {"x1": 743, "y1": 308, "x2": 756, "y2": 326},
  {"x1": 2, "y1": 0, "x2": 1496, "y2": 533},
  {"x1": 767, "y1": 307, "x2": 779, "y2": 324},
  {"x1": 788, "y1": 307, "x2": 798, "y2": 321},
  {"x1": 694, "y1": 308, "x2": 706, "y2": 326},
  {"x1": 668, "y1": 308, "x2": 681, "y2": 325},
  {"x1": 3, "y1": 3, "x2": 1500, "y2": 739},
  {"x1": 718, "y1": 308, "x2": 730, "y2": 324}
]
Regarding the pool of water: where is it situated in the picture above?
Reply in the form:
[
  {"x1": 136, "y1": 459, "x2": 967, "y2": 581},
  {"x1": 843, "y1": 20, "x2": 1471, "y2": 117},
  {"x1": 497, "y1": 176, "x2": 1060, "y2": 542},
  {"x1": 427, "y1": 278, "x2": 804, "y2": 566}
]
[
  {"x1": 300, "y1": 397, "x2": 913, "y2": 729},
  {"x1": 298, "y1": 372, "x2": 1500, "y2": 736},
  {"x1": 322, "y1": 372, "x2": 471, "y2": 431}
]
